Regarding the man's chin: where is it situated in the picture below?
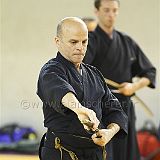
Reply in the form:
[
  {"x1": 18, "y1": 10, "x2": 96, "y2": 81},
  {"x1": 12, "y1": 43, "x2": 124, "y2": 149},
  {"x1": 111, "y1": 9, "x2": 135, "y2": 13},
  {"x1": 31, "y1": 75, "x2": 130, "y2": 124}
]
[
  {"x1": 74, "y1": 56, "x2": 84, "y2": 61},
  {"x1": 73, "y1": 59, "x2": 83, "y2": 64}
]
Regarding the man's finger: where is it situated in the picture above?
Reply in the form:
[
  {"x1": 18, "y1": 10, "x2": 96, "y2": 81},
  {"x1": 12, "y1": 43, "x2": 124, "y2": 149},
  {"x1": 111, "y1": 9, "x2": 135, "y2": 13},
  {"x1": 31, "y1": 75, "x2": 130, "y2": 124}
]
[
  {"x1": 111, "y1": 89, "x2": 120, "y2": 93},
  {"x1": 88, "y1": 112, "x2": 99, "y2": 130}
]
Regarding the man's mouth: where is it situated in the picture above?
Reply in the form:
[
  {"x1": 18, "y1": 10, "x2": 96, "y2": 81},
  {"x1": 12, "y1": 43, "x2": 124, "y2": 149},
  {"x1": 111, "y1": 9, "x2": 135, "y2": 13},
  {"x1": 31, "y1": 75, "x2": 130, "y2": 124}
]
[{"x1": 74, "y1": 53, "x2": 84, "y2": 56}]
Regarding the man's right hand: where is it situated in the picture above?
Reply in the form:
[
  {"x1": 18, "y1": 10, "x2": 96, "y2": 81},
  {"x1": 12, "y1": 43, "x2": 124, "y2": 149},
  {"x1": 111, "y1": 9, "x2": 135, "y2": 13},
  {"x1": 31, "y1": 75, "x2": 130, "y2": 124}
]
[
  {"x1": 61, "y1": 92, "x2": 100, "y2": 131},
  {"x1": 73, "y1": 106, "x2": 100, "y2": 131}
]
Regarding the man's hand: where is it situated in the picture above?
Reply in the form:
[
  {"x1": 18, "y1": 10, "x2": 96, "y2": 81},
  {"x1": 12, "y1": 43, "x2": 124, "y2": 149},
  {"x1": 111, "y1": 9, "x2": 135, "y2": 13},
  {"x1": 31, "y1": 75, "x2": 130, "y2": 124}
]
[
  {"x1": 73, "y1": 107, "x2": 100, "y2": 131},
  {"x1": 61, "y1": 92, "x2": 100, "y2": 131},
  {"x1": 111, "y1": 77, "x2": 150, "y2": 96},
  {"x1": 92, "y1": 123, "x2": 120, "y2": 146},
  {"x1": 91, "y1": 129, "x2": 114, "y2": 146},
  {"x1": 112, "y1": 82, "x2": 135, "y2": 96}
]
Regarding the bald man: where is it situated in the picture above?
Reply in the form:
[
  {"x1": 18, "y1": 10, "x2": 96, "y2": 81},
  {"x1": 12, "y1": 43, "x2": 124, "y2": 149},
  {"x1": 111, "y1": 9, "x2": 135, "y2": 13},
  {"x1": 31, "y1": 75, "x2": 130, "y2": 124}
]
[{"x1": 37, "y1": 17, "x2": 127, "y2": 160}]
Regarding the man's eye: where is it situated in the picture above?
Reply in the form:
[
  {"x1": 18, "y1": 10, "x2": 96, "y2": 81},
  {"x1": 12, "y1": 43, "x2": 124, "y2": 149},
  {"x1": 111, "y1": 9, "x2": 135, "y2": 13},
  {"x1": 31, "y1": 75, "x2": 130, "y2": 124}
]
[
  {"x1": 82, "y1": 41, "x2": 87, "y2": 44},
  {"x1": 71, "y1": 41, "x2": 76, "y2": 44},
  {"x1": 104, "y1": 9, "x2": 109, "y2": 13},
  {"x1": 113, "y1": 9, "x2": 118, "y2": 13}
]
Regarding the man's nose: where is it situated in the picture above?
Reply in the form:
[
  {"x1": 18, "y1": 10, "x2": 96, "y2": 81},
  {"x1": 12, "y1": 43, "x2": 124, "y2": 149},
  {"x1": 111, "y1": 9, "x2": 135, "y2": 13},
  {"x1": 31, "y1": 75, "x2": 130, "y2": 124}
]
[
  {"x1": 76, "y1": 42, "x2": 83, "y2": 50},
  {"x1": 108, "y1": 11, "x2": 115, "y2": 18}
]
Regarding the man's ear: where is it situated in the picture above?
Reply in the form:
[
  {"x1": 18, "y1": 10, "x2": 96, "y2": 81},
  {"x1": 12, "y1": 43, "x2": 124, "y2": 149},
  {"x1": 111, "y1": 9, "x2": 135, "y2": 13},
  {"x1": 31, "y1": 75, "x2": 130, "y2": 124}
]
[
  {"x1": 94, "y1": 8, "x2": 98, "y2": 16},
  {"x1": 54, "y1": 36, "x2": 60, "y2": 46}
]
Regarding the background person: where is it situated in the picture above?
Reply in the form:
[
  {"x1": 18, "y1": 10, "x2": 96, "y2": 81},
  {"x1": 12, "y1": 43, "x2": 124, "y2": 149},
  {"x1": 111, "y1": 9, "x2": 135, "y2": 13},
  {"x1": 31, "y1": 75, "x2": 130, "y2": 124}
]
[{"x1": 83, "y1": 0, "x2": 156, "y2": 160}]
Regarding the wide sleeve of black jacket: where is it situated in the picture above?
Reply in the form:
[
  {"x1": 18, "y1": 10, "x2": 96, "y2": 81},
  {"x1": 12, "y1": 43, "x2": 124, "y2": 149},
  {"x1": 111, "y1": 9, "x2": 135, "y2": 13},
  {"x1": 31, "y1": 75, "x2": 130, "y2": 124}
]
[
  {"x1": 126, "y1": 36, "x2": 156, "y2": 88},
  {"x1": 37, "y1": 60, "x2": 77, "y2": 114}
]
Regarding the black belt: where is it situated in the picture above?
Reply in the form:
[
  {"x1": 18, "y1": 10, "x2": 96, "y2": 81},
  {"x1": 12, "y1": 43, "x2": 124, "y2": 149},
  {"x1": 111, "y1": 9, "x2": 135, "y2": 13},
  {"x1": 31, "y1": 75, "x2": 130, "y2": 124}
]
[
  {"x1": 45, "y1": 129, "x2": 107, "y2": 160},
  {"x1": 47, "y1": 129, "x2": 98, "y2": 149}
]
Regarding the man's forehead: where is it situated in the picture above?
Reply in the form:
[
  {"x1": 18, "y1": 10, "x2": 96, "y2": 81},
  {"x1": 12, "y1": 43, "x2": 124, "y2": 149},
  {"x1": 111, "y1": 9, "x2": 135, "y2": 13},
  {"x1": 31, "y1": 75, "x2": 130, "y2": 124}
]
[
  {"x1": 62, "y1": 23, "x2": 85, "y2": 32},
  {"x1": 100, "y1": 0, "x2": 119, "y2": 6},
  {"x1": 56, "y1": 17, "x2": 88, "y2": 38},
  {"x1": 69, "y1": 36, "x2": 88, "y2": 41},
  {"x1": 61, "y1": 17, "x2": 86, "y2": 26},
  {"x1": 61, "y1": 19, "x2": 87, "y2": 32},
  {"x1": 62, "y1": 25, "x2": 88, "y2": 38},
  {"x1": 63, "y1": 34, "x2": 88, "y2": 41}
]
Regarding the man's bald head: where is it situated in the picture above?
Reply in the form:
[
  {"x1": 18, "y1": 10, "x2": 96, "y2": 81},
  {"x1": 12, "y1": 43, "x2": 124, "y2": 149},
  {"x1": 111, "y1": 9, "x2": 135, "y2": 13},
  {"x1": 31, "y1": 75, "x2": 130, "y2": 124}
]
[
  {"x1": 56, "y1": 17, "x2": 88, "y2": 38},
  {"x1": 55, "y1": 17, "x2": 88, "y2": 69}
]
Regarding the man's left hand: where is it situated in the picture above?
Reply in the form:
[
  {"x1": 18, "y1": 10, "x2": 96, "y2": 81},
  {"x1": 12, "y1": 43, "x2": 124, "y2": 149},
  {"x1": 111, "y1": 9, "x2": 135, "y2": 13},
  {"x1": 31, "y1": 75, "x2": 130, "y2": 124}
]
[
  {"x1": 112, "y1": 82, "x2": 135, "y2": 96},
  {"x1": 91, "y1": 129, "x2": 114, "y2": 146}
]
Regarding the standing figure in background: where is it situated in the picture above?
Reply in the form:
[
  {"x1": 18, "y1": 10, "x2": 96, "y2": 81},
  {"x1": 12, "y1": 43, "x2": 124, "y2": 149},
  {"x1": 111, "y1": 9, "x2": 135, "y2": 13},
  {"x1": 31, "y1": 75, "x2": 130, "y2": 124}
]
[
  {"x1": 37, "y1": 17, "x2": 127, "y2": 160},
  {"x1": 83, "y1": 0, "x2": 156, "y2": 160},
  {"x1": 82, "y1": 17, "x2": 97, "y2": 32}
]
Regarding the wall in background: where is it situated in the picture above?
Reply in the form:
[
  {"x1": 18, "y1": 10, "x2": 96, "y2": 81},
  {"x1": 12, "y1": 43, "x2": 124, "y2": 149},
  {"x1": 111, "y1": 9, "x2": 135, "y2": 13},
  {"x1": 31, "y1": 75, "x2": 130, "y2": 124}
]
[{"x1": 1, "y1": 0, "x2": 159, "y2": 136}]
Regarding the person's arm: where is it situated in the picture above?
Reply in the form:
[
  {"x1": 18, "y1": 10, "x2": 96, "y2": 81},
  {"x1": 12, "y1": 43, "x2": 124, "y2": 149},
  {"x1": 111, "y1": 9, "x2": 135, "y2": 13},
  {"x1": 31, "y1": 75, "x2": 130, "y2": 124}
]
[
  {"x1": 129, "y1": 36, "x2": 156, "y2": 88},
  {"x1": 92, "y1": 123, "x2": 120, "y2": 146},
  {"x1": 113, "y1": 77, "x2": 150, "y2": 96},
  {"x1": 91, "y1": 68, "x2": 127, "y2": 146},
  {"x1": 132, "y1": 77, "x2": 150, "y2": 89},
  {"x1": 61, "y1": 92, "x2": 100, "y2": 131},
  {"x1": 107, "y1": 123, "x2": 120, "y2": 135}
]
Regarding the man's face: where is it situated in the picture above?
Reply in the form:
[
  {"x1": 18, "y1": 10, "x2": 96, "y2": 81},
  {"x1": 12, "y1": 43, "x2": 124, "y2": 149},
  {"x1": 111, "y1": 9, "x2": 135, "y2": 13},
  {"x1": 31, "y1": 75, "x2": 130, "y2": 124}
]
[
  {"x1": 95, "y1": 0, "x2": 119, "y2": 28},
  {"x1": 55, "y1": 22, "x2": 88, "y2": 66}
]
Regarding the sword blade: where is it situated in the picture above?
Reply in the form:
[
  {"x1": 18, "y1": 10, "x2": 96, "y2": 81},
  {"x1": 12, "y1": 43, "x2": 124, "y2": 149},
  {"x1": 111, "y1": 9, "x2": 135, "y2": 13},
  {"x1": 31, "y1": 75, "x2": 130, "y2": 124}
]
[
  {"x1": 104, "y1": 78, "x2": 121, "y2": 88},
  {"x1": 131, "y1": 95, "x2": 154, "y2": 117}
]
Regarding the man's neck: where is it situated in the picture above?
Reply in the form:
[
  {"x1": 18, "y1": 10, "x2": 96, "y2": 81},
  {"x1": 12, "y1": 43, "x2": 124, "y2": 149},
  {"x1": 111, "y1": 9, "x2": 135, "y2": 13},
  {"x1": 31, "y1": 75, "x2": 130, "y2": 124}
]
[
  {"x1": 99, "y1": 23, "x2": 114, "y2": 39},
  {"x1": 75, "y1": 63, "x2": 81, "y2": 72}
]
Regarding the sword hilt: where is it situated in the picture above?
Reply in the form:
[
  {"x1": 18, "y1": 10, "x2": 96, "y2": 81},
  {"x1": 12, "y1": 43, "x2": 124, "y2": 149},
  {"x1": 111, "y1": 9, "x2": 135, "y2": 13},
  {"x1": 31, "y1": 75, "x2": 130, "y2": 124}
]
[{"x1": 81, "y1": 119, "x2": 102, "y2": 138}]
